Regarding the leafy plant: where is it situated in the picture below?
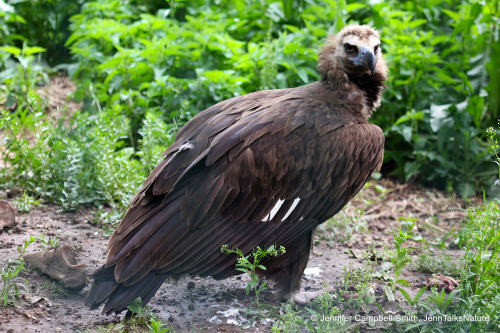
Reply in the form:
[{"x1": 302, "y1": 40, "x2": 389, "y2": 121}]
[
  {"x1": 384, "y1": 230, "x2": 413, "y2": 302},
  {"x1": 487, "y1": 125, "x2": 500, "y2": 182},
  {"x1": 0, "y1": 43, "x2": 49, "y2": 111},
  {"x1": 120, "y1": 297, "x2": 173, "y2": 333},
  {"x1": 0, "y1": 233, "x2": 57, "y2": 308},
  {"x1": 11, "y1": 192, "x2": 40, "y2": 213},
  {"x1": 221, "y1": 244, "x2": 286, "y2": 307},
  {"x1": 397, "y1": 203, "x2": 500, "y2": 332},
  {"x1": 0, "y1": 262, "x2": 29, "y2": 307},
  {"x1": 1, "y1": 0, "x2": 85, "y2": 65},
  {"x1": 341, "y1": 263, "x2": 376, "y2": 306}
]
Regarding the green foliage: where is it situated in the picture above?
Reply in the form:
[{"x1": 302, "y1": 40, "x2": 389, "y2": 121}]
[
  {"x1": 365, "y1": 0, "x2": 500, "y2": 197},
  {"x1": 458, "y1": 205, "x2": 500, "y2": 298},
  {"x1": 0, "y1": 103, "x2": 175, "y2": 214},
  {"x1": 1, "y1": 233, "x2": 59, "y2": 308},
  {"x1": 0, "y1": 43, "x2": 49, "y2": 111},
  {"x1": 415, "y1": 246, "x2": 462, "y2": 277},
  {"x1": 383, "y1": 230, "x2": 413, "y2": 301},
  {"x1": 2, "y1": 0, "x2": 85, "y2": 65},
  {"x1": 94, "y1": 297, "x2": 173, "y2": 333},
  {"x1": 11, "y1": 192, "x2": 40, "y2": 213},
  {"x1": 273, "y1": 292, "x2": 351, "y2": 333},
  {"x1": 487, "y1": 125, "x2": 500, "y2": 181},
  {"x1": 396, "y1": 204, "x2": 500, "y2": 332},
  {"x1": 1, "y1": 262, "x2": 28, "y2": 307},
  {"x1": 221, "y1": 244, "x2": 286, "y2": 307}
]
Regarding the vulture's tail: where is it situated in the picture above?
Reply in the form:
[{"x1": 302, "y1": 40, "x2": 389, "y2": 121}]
[{"x1": 85, "y1": 265, "x2": 167, "y2": 314}]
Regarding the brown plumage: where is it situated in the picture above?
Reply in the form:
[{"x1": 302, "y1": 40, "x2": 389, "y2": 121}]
[{"x1": 85, "y1": 25, "x2": 388, "y2": 314}]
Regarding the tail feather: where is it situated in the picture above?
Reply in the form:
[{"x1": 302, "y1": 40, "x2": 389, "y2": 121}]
[
  {"x1": 85, "y1": 265, "x2": 117, "y2": 309},
  {"x1": 85, "y1": 265, "x2": 167, "y2": 314}
]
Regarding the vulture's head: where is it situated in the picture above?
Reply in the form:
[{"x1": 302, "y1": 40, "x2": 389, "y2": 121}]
[
  {"x1": 317, "y1": 25, "x2": 388, "y2": 117},
  {"x1": 318, "y1": 25, "x2": 388, "y2": 82}
]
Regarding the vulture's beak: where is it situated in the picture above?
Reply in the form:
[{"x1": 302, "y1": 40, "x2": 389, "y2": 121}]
[{"x1": 349, "y1": 46, "x2": 376, "y2": 75}]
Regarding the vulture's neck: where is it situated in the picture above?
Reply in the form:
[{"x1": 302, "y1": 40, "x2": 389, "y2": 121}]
[
  {"x1": 317, "y1": 49, "x2": 386, "y2": 119},
  {"x1": 345, "y1": 72, "x2": 386, "y2": 116}
]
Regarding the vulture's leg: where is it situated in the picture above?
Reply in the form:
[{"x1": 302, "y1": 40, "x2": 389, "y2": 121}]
[{"x1": 259, "y1": 229, "x2": 314, "y2": 297}]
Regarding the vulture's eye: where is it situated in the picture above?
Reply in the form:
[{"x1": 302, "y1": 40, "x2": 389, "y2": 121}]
[
  {"x1": 374, "y1": 45, "x2": 380, "y2": 54},
  {"x1": 344, "y1": 43, "x2": 357, "y2": 53}
]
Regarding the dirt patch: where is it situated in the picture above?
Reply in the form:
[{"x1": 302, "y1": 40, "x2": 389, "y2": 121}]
[
  {"x1": 38, "y1": 74, "x2": 82, "y2": 122},
  {"x1": 0, "y1": 181, "x2": 477, "y2": 332}
]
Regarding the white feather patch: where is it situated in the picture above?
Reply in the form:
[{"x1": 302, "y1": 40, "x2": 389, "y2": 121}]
[
  {"x1": 282, "y1": 198, "x2": 301, "y2": 221},
  {"x1": 262, "y1": 199, "x2": 285, "y2": 222},
  {"x1": 179, "y1": 141, "x2": 194, "y2": 151}
]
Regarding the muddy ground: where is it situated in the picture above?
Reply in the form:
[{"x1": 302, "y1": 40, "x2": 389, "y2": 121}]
[{"x1": 0, "y1": 180, "x2": 477, "y2": 332}]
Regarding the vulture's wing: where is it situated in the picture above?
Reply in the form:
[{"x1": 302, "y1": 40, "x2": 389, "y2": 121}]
[{"x1": 103, "y1": 84, "x2": 384, "y2": 292}]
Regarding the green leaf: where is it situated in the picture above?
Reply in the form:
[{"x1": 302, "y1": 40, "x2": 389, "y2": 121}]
[
  {"x1": 384, "y1": 285, "x2": 395, "y2": 301},
  {"x1": 444, "y1": 290, "x2": 459, "y2": 308},
  {"x1": 399, "y1": 288, "x2": 412, "y2": 303},
  {"x1": 396, "y1": 279, "x2": 411, "y2": 287},
  {"x1": 24, "y1": 46, "x2": 46, "y2": 56},
  {"x1": 296, "y1": 68, "x2": 309, "y2": 83},
  {"x1": 413, "y1": 286, "x2": 427, "y2": 303},
  {"x1": 0, "y1": 46, "x2": 21, "y2": 55}
]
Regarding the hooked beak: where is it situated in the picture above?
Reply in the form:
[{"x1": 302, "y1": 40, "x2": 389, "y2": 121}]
[{"x1": 349, "y1": 46, "x2": 377, "y2": 75}]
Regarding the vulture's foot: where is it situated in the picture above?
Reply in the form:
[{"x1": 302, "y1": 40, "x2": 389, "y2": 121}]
[{"x1": 293, "y1": 288, "x2": 336, "y2": 305}]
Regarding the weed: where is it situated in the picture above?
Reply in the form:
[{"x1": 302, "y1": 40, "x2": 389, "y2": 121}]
[
  {"x1": 487, "y1": 126, "x2": 500, "y2": 181},
  {"x1": 306, "y1": 291, "x2": 351, "y2": 332},
  {"x1": 396, "y1": 204, "x2": 500, "y2": 331},
  {"x1": 89, "y1": 298, "x2": 173, "y2": 332},
  {"x1": 221, "y1": 244, "x2": 286, "y2": 308},
  {"x1": 11, "y1": 192, "x2": 41, "y2": 213},
  {"x1": 384, "y1": 230, "x2": 413, "y2": 302},
  {"x1": 399, "y1": 285, "x2": 427, "y2": 309},
  {"x1": 18, "y1": 234, "x2": 60, "y2": 256},
  {"x1": 0, "y1": 43, "x2": 49, "y2": 111},
  {"x1": 0, "y1": 262, "x2": 29, "y2": 307},
  {"x1": 147, "y1": 319, "x2": 172, "y2": 333},
  {"x1": 341, "y1": 263, "x2": 376, "y2": 307},
  {"x1": 0, "y1": 233, "x2": 62, "y2": 307}
]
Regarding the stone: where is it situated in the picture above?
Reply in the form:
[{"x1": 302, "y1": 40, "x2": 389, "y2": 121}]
[
  {"x1": 24, "y1": 245, "x2": 87, "y2": 290},
  {"x1": 0, "y1": 200, "x2": 16, "y2": 231}
]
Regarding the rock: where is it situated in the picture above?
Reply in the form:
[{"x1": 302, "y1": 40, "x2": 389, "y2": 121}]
[
  {"x1": 23, "y1": 245, "x2": 87, "y2": 290},
  {"x1": 0, "y1": 200, "x2": 16, "y2": 231}
]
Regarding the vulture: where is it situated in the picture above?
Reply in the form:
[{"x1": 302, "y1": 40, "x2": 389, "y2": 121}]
[{"x1": 86, "y1": 25, "x2": 388, "y2": 314}]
